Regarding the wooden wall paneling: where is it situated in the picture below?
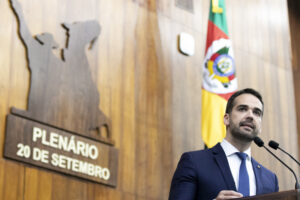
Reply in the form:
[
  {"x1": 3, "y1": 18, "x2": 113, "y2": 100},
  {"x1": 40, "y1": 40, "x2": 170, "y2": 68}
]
[
  {"x1": 0, "y1": 4, "x2": 14, "y2": 157},
  {"x1": 100, "y1": 0, "x2": 135, "y2": 196},
  {"x1": 295, "y1": 70, "x2": 300, "y2": 164},
  {"x1": 35, "y1": 170, "x2": 52, "y2": 200},
  {"x1": 116, "y1": 3, "x2": 138, "y2": 197},
  {"x1": 0, "y1": 1, "x2": 16, "y2": 200},
  {"x1": 293, "y1": 68, "x2": 300, "y2": 169},
  {"x1": 0, "y1": 0, "x2": 299, "y2": 199},
  {"x1": 274, "y1": 67, "x2": 297, "y2": 189},
  {"x1": 272, "y1": 1, "x2": 292, "y2": 70},
  {"x1": 154, "y1": 17, "x2": 175, "y2": 200},
  {"x1": 266, "y1": 64, "x2": 283, "y2": 183},
  {"x1": 0, "y1": 161, "x2": 4, "y2": 199},
  {"x1": 97, "y1": 185, "x2": 123, "y2": 200},
  {"x1": 0, "y1": 1, "x2": 27, "y2": 200},
  {"x1": 134, "y1": 0, "x2": 204, "y2": 198},
  {"x1": 24, "y1": 168, "x2": 39, "y2": 200},
  {"x1": 155, "y1": 7, "x2": 205, "y2": 197},
  {"x1": 7, "y1": 1, "x2": 29, "y2": 116},
  {"x1": 51, "y1": 174, "x2": 68, "y2": 200},
  {"x1": 96, "y1": 0, "x2": 126, "y2": 124},
  {"x1": 134, "y1": 5, "x2": 161, "y2": 199},
  {"x1": 272, "y1": 0, "x2": 298, "y2": 187},
  {"x1": 64, "y1": 179, "x2": 87, "y2": 200},
  {"x1": 227, "y1": 0, "x2": 298, "y2": 191},
  {"x1": 157, "y1": 0, "x2": 206, "y2": 34},
  {"x1": 50, "y1": 174, "x2": 95, "y2": 200},
  {"x1": 288, "y1": 0, "x2": 300, "y2": 168},
  {"x1": 288, "y1": 0, "x2": 300, "y2": 72},
  {"x1": 135, "y1": 120, "x2": 147, "y2": 198},
  {"x1": 147, "y1": 126, "x2": 162, "y2": 199},
  {"x1": 93, "y1": 0, "x2": 133, "y2": 196},
  {"x1": 157, "y1": 128, "x2": 173, "y2": 198},
  {"x1": 23, "y1": 168, "x2": 54, "y2": 200},
  {"x1": 0, "y1": 161, "x2": 24, "y2": 200},
  {"x1": 156, "y1": 3, "x2": 204, "y2": 163}
]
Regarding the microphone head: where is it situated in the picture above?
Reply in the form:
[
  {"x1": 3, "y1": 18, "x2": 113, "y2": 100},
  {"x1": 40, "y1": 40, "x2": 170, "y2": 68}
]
[
  {"x1": 254, "y1": 136, "x2": 264, "y2": 147},
  {"x1": 269, "y1": 140, "x2": 279, "y2": 150}
]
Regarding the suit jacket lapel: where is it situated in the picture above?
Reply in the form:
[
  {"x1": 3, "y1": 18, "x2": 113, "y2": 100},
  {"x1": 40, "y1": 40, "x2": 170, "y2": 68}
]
[
  {"x1": 251, "y1": 158, "x2": 263, "y2": 194},
  {"x1": 212, "y1": 143, "x2": 237, "y2": 191}
]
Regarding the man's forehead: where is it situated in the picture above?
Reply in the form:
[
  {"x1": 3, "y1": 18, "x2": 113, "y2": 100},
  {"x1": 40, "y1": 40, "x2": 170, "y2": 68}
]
[{"x1": 233, "y1": 94, "x2": 263, "y2": 109}]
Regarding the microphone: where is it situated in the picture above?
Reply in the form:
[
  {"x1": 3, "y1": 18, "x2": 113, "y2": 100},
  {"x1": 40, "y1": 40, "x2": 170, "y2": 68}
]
[
  {"x1": 268, "y1": 140, "x2": 300, "y2": 166},
  {"x1": 253, "y1": 137, "x2": 300, "y2": 189}
]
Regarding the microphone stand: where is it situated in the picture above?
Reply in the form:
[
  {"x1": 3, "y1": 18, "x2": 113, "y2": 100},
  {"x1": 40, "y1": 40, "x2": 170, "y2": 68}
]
[
  {"x1": 254, "y1": 137, "x2": 300, "y2": 189},
  {"x1": 262, "y1": 146, "x2": 300, "y2": 189},
  {"x1": 277, "y1": 146, "x2": 300, "y2": 166}
]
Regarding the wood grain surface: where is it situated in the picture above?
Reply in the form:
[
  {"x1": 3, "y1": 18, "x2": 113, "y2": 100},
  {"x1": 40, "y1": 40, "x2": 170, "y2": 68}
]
[
  {"x1": 0, "y1": 0, "x2": 298, "y2": 199},
  {"x1": 288, "y1": 0, "x2": 300, "y2": 168}
]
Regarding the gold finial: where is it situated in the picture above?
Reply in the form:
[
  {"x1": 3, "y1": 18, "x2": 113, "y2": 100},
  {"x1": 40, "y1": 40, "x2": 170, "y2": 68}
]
[{"x1": 212, "y1": 0, "x2": 223, "y2": 13}]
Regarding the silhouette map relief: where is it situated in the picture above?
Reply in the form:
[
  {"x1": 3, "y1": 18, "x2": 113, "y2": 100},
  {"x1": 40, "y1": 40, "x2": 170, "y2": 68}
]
[{"x1": 10, "y1": 0, "x2": 113, "y2": 144}]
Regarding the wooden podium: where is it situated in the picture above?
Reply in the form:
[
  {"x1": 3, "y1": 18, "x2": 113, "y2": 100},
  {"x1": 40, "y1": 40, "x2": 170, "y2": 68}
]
[{"x1": 233, "y1": 190, "x2": 300, "y2": 200}]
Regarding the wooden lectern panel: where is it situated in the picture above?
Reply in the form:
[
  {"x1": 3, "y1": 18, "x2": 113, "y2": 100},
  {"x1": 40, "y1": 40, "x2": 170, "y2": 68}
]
[{"x1": 232, "y1": 190, "x2": 300, "y2": 200}]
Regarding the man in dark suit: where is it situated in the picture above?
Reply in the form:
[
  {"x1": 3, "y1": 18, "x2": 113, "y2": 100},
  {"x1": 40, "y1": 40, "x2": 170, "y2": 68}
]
[{"x1": 169, "y1": 88, "x2": 279, "y2": 200}]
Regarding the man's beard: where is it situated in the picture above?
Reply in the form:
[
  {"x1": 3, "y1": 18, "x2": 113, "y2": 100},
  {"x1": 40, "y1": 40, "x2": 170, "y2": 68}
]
[{"x1": 230, "y1": 121, "x2": 259, "y2": 142}]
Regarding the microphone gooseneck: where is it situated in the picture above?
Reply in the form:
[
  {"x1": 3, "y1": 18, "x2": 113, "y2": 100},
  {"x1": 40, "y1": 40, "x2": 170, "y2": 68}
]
[
  {"x1": 268, "y1": 140, "x2": 300, "y2": 166},
  {"x1": 253, "y1": 137, "x2": 300, "y2": 189}
]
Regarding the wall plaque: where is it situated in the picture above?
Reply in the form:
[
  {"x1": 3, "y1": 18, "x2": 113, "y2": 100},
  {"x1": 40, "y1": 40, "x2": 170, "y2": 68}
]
[
  {"x1": 4, "y1": 114, "x2": 118, "y2": 186},
  {"x1": 4, "y1": 0, "x2": 118, "y2": 187}
]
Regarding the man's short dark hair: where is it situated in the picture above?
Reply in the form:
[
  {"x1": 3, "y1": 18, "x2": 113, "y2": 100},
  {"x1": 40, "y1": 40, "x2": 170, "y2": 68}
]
[{"x1": 225, "y1": 88, "x2": 264, "y2": 114}]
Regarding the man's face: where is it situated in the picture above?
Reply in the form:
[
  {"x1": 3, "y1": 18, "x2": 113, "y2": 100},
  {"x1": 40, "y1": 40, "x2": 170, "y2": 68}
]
[{"x1": 224, "y1": 94, "x2": 263, "y2": 142}]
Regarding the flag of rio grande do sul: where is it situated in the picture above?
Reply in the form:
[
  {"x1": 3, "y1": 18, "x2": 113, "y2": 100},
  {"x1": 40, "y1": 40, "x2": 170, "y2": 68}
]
[{"x1": 201, "y1": 0, "x2": 237, "y2": 148}]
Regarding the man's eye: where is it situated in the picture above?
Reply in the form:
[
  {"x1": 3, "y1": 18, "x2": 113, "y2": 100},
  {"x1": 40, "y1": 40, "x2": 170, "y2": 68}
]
[
  {"x1": 254, "y1": 110, "x2": 262, "y2": 116},
  {"x1": 238, "y1": 107, "x2": 247, "y2": 111}
]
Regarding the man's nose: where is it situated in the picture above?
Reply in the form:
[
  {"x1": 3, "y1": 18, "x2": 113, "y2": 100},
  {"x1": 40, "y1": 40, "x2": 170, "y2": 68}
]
[{"x1": 246, "y1": 110, "x2": 254, "y2": 119}]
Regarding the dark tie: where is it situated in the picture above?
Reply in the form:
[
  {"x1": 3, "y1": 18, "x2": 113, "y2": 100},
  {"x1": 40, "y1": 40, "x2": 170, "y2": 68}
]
[{"x1": 236, "y1": 152, "x2": 249, "y2": 197}]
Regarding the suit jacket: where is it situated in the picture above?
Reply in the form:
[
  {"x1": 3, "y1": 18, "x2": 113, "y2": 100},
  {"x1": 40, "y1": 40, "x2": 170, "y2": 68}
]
[{"x1": 169, "y1": 143, "x2": 279, "y2": 200}]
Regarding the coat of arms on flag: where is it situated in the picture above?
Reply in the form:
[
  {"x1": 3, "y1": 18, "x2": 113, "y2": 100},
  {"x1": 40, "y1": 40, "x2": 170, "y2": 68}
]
[{"x1": 203, "y1": 38, "x2": 236, "y2": 94}]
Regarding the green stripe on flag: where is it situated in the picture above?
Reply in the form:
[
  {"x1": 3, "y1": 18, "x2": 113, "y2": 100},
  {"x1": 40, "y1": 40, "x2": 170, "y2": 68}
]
[
  {"x1": 217, "y1": 47, "x2": 229, "y2": 54},
  {"x1": 209, "y1": 0, "x2": 228, "y2": 35}
]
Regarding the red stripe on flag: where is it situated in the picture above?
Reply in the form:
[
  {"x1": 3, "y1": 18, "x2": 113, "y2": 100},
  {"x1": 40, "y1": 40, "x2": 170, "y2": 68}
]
[
  {"x1": 205, "y1": 20, "x2": 229, "y2": 54},
  {"x1": 228, "y1": 74, "x2": 235, "y2": 81},
  {"x1": 217, "y1": 92, "x2": 235, "y2": 101},
  {"x1": 211, "y1": 53, "x2": 219, "y2": 61}
]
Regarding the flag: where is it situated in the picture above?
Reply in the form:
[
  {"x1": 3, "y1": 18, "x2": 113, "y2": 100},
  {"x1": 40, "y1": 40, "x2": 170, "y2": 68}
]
[{"x1": 201, "y1": 0, "x2": 237, "y2": 148}]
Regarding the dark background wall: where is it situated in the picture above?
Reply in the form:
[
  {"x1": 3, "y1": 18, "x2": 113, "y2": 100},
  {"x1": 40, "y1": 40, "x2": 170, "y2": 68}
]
[
  {"x1": 288, "y1": 0, "x2": 300, "y2": 165},
  {"x1": 0, "y1": 0, "x2": 298, "y2": 199}
]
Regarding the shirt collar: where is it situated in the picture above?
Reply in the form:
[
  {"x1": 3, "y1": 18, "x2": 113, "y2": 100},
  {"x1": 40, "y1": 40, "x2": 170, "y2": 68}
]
[{"x1": 220, "y1": 139, "x2": 252, "y2": 160}]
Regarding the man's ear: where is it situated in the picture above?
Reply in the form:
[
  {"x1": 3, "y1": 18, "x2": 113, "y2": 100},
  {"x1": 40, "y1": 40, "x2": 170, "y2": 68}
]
[{"x1": 224, "y1": 113, "x2": 229, "y2": 126}]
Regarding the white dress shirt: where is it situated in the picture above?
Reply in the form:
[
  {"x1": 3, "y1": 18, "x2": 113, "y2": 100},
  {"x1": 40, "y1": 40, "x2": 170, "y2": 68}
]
[{"x1": 220, "y1": 139, "x2": 256, "y2": 196}]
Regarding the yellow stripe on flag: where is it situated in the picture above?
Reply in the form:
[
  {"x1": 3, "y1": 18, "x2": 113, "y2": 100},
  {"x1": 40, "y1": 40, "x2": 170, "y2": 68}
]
[{"x1": 201, "y1": 89, "x2": 227, "y2": 148}]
